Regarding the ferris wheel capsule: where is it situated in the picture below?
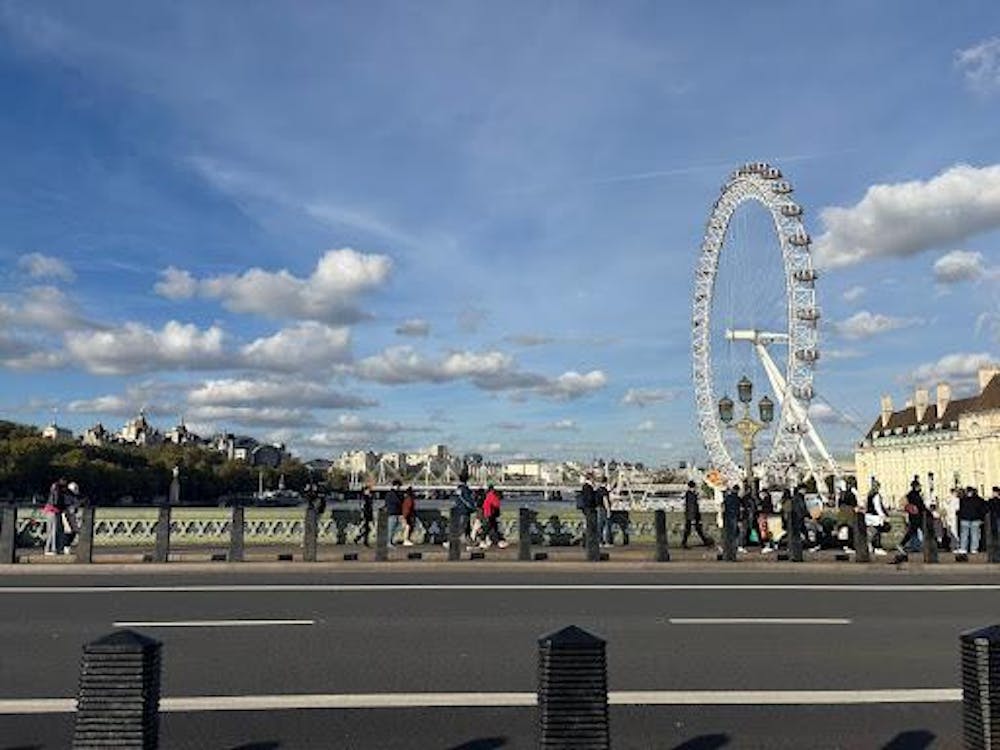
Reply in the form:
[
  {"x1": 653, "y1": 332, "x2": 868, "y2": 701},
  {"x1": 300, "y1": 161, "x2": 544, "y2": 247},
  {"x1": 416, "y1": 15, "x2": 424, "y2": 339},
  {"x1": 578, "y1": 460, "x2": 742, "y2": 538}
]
[
  {"x1": 772, "y1": 181, "x2": 793, "y2": 194},
  {"x1": 780, "y1": 203, "x2": 803, "y2": 217},
  {"x1": 788, "y1": 232, "x2": 811, "y2": 247}
]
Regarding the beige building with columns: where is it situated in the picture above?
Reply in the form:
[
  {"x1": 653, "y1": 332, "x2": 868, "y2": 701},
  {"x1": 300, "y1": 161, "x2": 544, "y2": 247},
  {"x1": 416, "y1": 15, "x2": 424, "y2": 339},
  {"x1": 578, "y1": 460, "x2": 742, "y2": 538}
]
[{"x1": 855, "y1": 366, "x2": 1000, "y2": 507}]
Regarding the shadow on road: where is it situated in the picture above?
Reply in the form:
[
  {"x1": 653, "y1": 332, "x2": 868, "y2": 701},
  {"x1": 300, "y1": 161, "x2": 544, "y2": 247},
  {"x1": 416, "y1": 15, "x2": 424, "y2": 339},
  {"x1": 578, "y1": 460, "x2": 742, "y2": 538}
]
[
  {"x1": 2, "y1": 746, "x2": 43, "y2": 750},
  {"x1": 882, "y1": 730, "x2": 936, "y2": 749},
  {"x1": 446, "y1": 738, "x2": 508, "y2": 750},
  {"x1": 671, "y1": 734, "x2": 730, "y2": 749},
  {"x1": 227, "y1": 743, "x2": 281, "y2": 750}
]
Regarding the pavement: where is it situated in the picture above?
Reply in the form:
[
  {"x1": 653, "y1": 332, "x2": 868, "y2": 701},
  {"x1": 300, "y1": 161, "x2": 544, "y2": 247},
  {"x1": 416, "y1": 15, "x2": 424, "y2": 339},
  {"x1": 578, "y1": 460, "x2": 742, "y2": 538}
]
[{"x1": 1, "y1": 564, "x2": 998, "y2": 748}]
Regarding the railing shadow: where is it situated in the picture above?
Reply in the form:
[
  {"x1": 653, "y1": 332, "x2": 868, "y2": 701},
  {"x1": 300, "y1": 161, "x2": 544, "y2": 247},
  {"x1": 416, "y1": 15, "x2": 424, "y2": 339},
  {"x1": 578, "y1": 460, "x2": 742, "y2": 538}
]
[
  {"x1": 227, "y1": 743, "x2": 281, "y2": 750},
  {"x1": 446, "y1": 738, "x2": 508, "y2": 750},
  {"x1": 882, "y1": 730, "x2": 936, "y2": 750},
  {"x1": 670, "y1": 734, "x2": 730, "y2": 749}
]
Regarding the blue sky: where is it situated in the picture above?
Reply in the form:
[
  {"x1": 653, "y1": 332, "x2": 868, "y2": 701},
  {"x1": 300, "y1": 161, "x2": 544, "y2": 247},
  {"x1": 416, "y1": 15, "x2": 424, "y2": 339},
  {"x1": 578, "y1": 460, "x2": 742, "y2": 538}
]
[{"x1": 0, "y1": 1, "x2": 998, "y2": 464}]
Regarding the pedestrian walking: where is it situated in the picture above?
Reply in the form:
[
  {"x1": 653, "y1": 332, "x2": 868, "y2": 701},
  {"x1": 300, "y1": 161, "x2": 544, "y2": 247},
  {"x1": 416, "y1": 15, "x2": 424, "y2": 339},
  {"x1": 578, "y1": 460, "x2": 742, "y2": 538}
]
[
  {"x1": 723, "y1": 484, "x2": 741, "y2": 555},
  {"x1": 597, "y1": 477, "x2": 612, "y2": 547},
  {"x1": 400, "y1": 486, "x2": 417, "y2": 546},
  {"x1": 385, "y1": 479, "x2": 404, "y2": 546},
  {"x1": 898, "y1": 478, "x2": 927, "y2": 553},
  {"x1": 864, "y1": 479, "x2": 888, "y2": 556},
  {"x1": 445, "y1": 471, "x2": 477, "y2": 550},
  {"x1": 943, "y1": 487, "x2": 961, "y2": 551},
  {"x1": 681, "y1": 480, "x2": 711, "y2": 548},
  {"x1": 354, "y1": 482, "x2": 374, "y2": 546},
  {"x1": 838, "y1": 480, "x2": 858, "y2": 552},
  {"x1": 43, "y1": 478, "x2": 67, "y2": 556},
  {"x1": 757, "y1": 487, "x2": 775, "y2": 553},
  {"x1": 738, "y1": 485, "x2": 757, "y2": 552},
  {"x1": 480, "y1": 485, "x2": 508, "y2": 549},
  {"x1": 958, "y1": 485, "x2": 987, "y2": 554}
]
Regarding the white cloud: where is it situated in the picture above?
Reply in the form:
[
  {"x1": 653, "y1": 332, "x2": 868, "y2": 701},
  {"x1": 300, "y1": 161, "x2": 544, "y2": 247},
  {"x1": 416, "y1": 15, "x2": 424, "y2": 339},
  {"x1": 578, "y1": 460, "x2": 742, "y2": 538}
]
[
  {"x1": 621, "y1": 387, "x2": 674, "y2": 407},
  {"x1": 18, "y1": 252, "x2": 75, "y2": 282},
  {"x1": 956, "y1": 37, "x2": 1000, "y2": 95},
  {"x1": 303, "y1": 415, "x2": 433, "y2": 449},
  {"x1": 835, "y1": 310, "x2": 918, "y2": 340},
  {"x1": 634, "y1": 419, "x2": 656, "y2": 432},
  {"x1": 910, "y1": 352, "x2": 997, "y2": 386},
  {"x1": 353, "y1": 346, "x2": 606, "y2": 400},
  {"x1": 65, "y1": 320, "x2": 228, "y2": 375},
  {"x1": 187, "y1": 378, "x2": 373, "y2": 410},
  {"x1": 154, "y1": 266, "x2": 198, "y2": 300},
  {"x1": 505, "y1": 334, "x2": 555, "y2": 347},
  {"x1": 0, "y1": 332, "x2": 64, "y2": 371},
  {"x1": 813, "y1": 164, "x2": 1000, "y2": 269},
  {"x1": 808, "y1": 403, "x2": 851, "y2": 425},
  {"x1": 933, "y1": 250, "x2": 991, "y2": 284},
  {"x1": 1, "y1": 285, "x2": 94, "y2": 331},
  {"x1": 494, "y1": 421, "x2": 526, "y2": 431},
  {"x1": 162, "y1": 248, "x2": 392, "y2": 323},
  {"x1": 546, "y1": 419, "x2": 578, "y2": 431},
  {"x1": 395, "y1": 318, "x2": 430, "y2": 337},
  {"x1": 241, "y1": 322, "x2": 351, "y2": 372},
  {"x1": 842, "y1": 286, "x2": 866, "y2": 302},
  {"x1": 537, "y1": 370, "x2": 608, "y2": 400},
  {"x1": 187, "y1": 405, "x2": 318, "y2": 428}
]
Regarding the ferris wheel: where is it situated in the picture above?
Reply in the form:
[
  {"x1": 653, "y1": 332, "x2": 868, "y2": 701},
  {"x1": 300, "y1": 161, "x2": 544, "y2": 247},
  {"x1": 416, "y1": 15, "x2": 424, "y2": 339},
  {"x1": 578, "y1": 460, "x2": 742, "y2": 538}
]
[{"x1": 691, "y1": 161, "x2": 838, "y2": 489}]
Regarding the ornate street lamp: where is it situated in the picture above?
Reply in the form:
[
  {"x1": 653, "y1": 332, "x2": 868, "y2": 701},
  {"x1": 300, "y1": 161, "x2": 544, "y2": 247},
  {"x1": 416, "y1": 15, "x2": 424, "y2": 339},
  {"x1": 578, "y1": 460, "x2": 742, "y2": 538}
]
[{"x1": 718, "y1": 376, "x2": 773, "y2": 487}]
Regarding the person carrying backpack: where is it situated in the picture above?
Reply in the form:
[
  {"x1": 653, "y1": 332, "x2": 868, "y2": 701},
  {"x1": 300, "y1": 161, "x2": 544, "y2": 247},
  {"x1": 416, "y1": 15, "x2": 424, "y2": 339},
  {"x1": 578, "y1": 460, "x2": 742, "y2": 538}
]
[
  {"x1": 400, "y1": 486, "x2": 417, "y2": 547},
  {"x1": 898, "y1": 478, "x2": 927, "y2": 552}
]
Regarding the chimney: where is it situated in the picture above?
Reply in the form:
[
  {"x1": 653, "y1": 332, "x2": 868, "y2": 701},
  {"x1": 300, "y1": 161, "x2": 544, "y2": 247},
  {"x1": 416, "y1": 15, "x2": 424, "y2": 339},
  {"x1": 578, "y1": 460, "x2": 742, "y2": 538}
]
[
  {"x1": 914, "y1": 387, "x2": 929, "y2": 422},
  {"x1": 979, "y1": 365, "x2": 1000, "y2": 393},
  {"x1": 880, "y1": 395, "x2": 893, "y2": 428},
  {"x1": 936, "y1": 382, "x2": 951, "y2": 419}
]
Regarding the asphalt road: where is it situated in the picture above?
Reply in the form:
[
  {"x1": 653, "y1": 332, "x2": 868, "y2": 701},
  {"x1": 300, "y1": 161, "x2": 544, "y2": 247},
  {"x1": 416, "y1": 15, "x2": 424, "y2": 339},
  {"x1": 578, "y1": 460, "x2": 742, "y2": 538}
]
[{"x1": 0, "y1": 565, "x2": 996, "y2": 748}]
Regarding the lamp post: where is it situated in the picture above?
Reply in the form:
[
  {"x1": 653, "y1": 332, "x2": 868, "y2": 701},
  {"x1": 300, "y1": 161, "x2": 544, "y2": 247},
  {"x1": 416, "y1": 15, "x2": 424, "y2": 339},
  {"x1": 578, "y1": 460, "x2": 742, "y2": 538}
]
[{"x1": 719, "y1": 375, "x2": 774, "y2": 488}]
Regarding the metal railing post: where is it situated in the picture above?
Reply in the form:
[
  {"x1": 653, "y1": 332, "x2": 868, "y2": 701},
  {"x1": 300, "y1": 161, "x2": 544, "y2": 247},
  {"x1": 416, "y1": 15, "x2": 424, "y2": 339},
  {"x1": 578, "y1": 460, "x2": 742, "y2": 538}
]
[
  {"x1": 75, "y1": 505, "x2": 95, "y2": 564},
  {"x1": 853, "y1": 510, "x2": 870, "y2": 563},
  {"x1": 229, "y1": 504, "x2": 244, "y2": 562},
  {"x1": 375, "y1": 507, "x2": 389, "y2": 562},
  {"x1": 303, "y1": 504, "x2": 318, "y2": 563},
  {"x1": 0, "y1": 505, "x2": 16, "y2": 564},
  {"x1": 153, "y1": 505, "x2": 171, "y2": 564},
  {"x1": 654, "y1": 509, "x2": 670, "y2": 562}
]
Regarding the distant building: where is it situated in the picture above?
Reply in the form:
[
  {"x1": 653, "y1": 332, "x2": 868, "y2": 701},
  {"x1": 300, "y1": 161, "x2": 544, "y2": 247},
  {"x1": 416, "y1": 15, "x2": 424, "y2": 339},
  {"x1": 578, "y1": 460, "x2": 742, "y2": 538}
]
[
  {"x1": 82, "y1": 422, "x2": 110, "y2": 446},
  {"x1": 334, "y1": 450, "x2": 378, "y2": 476},
  {"x1": 855, "y1": 366, "x2": 1000, "y2": 505},
  {"x1": 164, "y1": 419, "x2": 200, "y2": 446},
  {"x1": 40, "y1": 422, "x2": 73, "y2": 441},
  {"x1": 119, "y1": 410, "x2": 162, "y2": 446}
]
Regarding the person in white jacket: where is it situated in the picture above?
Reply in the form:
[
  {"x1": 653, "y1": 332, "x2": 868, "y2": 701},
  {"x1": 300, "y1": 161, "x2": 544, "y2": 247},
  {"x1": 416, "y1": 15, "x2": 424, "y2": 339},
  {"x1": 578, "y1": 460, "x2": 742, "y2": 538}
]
[{"x1": 864, "y1": 479, "x2": 888, "y2": 556}]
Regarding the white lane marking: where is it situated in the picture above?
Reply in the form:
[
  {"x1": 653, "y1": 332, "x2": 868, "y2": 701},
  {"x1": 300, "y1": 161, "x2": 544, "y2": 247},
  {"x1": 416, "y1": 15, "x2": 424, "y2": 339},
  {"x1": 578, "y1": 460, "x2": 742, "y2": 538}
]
[
  {"x1": 2, "y1": 583, "x2": 1000, "y2": 594},
  {"x1": 0, "y1": 689, "x2": 961, "y2": 714},
  {"x1": 669, "y1": 618, "x2": 852, "y2": 625},
  {"x1": 113, "y1": 619, "x2": 315, "y2": 628}
]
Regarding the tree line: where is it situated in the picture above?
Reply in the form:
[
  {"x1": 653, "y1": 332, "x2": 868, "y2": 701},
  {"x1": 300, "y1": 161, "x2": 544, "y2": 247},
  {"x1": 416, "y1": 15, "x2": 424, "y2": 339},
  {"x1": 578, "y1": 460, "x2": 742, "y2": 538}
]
[{"x1": 0, "y1": 420, "x2": 346, "y2": 504}]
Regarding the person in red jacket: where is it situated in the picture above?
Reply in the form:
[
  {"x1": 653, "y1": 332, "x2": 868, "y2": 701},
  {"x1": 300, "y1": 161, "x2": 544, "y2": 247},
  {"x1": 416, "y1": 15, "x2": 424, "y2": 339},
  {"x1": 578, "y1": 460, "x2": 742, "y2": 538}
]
[{"x1": 480, "y1": 485, "x2": 509, "y2": 549}]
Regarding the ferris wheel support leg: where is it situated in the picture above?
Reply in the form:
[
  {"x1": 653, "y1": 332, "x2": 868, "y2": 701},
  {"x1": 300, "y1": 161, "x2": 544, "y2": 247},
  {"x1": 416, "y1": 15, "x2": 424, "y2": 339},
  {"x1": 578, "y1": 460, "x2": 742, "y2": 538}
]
[{"x1": 754, "y1": 342, "x2": 839, "y2": 481}]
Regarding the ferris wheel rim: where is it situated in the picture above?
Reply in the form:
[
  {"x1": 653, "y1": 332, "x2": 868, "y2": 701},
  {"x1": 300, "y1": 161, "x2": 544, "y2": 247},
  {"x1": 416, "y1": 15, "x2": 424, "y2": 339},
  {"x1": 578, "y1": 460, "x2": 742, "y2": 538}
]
[{"x1": 691, "y1": 162, "x2": 819, "y2": 486}]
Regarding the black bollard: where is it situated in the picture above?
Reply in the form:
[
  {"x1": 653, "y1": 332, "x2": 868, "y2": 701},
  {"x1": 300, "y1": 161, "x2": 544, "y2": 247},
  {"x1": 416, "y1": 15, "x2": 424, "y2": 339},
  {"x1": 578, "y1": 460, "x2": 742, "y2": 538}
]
[
  {"x1": 153, "y1": 505, "x2": 170, "y2": 564},
  {"x1": 987, "y1": 507, "x2": 1000, "y2": 564},
  {"x1": 0, "y1": 505, "x2": 16, "y2": 564},
  {"x1": 519, "y1": 507, "x2": 532, "y2": 562},
  {"x1": 75, "y1": 505, "x2": 95, "y2": 564},
  {"x1": 922, "y1": 511, "x2": 939, "y2": 564},
  {"x1": 788, "y1": 508, "x2": 803, "y2": 563},
  {"x1": 303, "y1": 504, "x2": 318, "y2": 563},
  {"x1": 538, "y1": 625, "x2": 610, "y2": 749},
  {"x1": 584, "y1": 508, "x2": 600, "y2": 562},
  {"x1": 960, "y1": 624, "x2": 1000, "y2": 749},
  {"x1": 229, "y1": 504, "x2": 244, "y2": 563},
  {"x1": 853, "y1": 510, "x2": 870, "y2": 563},
  {"x1": 72, "y1": 629, "x2": 162, "y2": 749},
  {"x1": 654, "y1": 509, "x2": 670, "y2": 562},
  {"x1": 448, "y1": 511, "x2": 462, "y2": 561},
  {"x1": 375, "y1": 506, "x2": 389, "y2": 562}
]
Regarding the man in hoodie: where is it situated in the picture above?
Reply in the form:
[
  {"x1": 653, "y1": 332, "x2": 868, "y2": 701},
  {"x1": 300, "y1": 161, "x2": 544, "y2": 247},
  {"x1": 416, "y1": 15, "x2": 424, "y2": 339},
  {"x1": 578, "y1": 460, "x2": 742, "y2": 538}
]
[{"x1": 681, "y1": 480, "x2": 711, "y2": 548}]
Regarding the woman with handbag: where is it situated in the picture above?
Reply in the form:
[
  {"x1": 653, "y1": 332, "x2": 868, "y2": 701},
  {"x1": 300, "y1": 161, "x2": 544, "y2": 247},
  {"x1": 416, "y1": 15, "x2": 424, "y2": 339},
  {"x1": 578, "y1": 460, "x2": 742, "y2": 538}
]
[{"x1": 864, "y1": 480, "x2": 888, "y2": 556}]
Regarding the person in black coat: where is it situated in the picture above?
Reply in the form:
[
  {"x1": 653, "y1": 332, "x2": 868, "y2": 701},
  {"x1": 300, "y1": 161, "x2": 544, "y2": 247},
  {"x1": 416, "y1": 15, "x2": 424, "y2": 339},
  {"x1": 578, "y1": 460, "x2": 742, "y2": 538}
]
[
  {"x1": 681, "y1": 480, "x2": 711, "y2": 548},
  {"x1": 898, "y1": 478, "x2": 927, "y2": 552},
  {"x1": 354, "y1": 483, "x2": 374, "y2": 546},
  {"x1": 385, "y1": 479, "x2": 404, "y2": 546}
]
